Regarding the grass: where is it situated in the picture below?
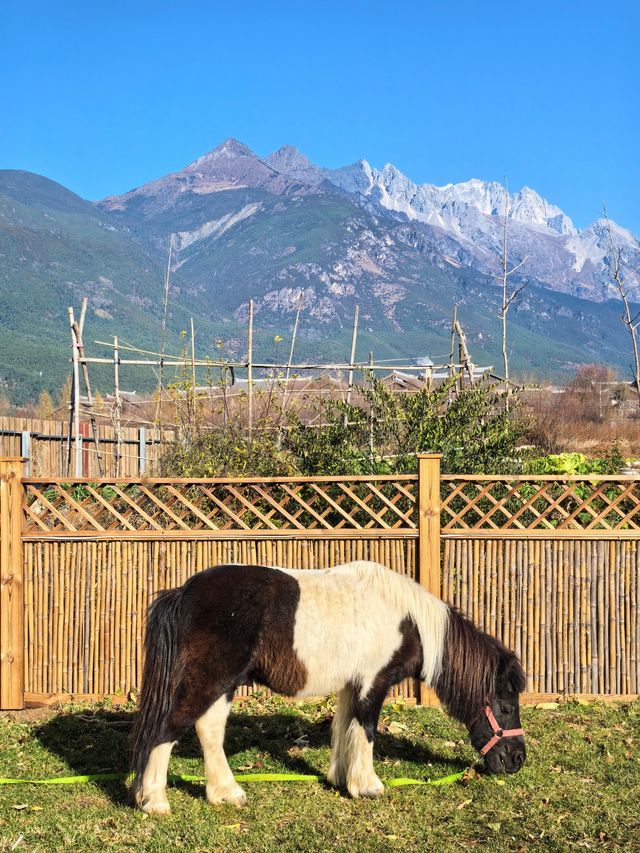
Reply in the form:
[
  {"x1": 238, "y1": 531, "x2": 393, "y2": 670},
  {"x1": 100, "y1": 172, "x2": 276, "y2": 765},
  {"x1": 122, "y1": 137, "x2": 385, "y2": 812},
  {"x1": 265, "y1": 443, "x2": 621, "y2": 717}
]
[{"x1": 0, "y1": 696, "x2": 638, "y2": 852}]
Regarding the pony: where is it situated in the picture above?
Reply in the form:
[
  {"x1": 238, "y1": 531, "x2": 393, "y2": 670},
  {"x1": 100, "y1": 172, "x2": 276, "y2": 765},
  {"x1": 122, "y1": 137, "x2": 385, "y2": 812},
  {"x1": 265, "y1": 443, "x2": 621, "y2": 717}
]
[{"x1": 131, "y1": 561, "x2": 526, "y2": 815}]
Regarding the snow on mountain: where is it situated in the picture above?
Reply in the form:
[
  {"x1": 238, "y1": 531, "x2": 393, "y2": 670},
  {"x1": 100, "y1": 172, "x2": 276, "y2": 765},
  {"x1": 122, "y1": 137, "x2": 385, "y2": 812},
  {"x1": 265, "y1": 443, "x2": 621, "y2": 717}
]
[
  {"x1": 315, "y1": 157, "x2": 636, "y2": 301},
  {"x1": 326, "y1": 160, "x2": 577, "y2": 236}
]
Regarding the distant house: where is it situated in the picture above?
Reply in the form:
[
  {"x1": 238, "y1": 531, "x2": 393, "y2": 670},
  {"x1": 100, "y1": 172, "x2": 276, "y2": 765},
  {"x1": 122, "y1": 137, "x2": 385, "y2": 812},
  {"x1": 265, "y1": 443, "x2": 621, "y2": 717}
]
[{"x1": 381, "y1": 365, "x2": 493, "y2": 391}]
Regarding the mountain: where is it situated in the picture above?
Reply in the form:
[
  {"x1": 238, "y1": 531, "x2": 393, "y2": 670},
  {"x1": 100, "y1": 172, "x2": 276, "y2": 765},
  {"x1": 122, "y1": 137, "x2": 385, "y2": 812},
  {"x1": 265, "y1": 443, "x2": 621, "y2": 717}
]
[
  {"x1": 316, "y1": 160, "x2": 638, "y2": 303},
  {"x1": 0, "y1": 140, "x2": 638, "y2": 403}
]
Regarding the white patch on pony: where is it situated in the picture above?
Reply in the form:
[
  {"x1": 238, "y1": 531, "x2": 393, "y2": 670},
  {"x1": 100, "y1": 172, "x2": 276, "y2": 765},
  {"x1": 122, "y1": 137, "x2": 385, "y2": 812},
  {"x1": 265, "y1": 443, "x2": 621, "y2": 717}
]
[
  {"x1": 280, "y1": 561, "x2": 449, "y2": 699},
  {"x1": 344, "y1": 719, "x2": 385, "y2": 798},
  {"x1": 138, "y1": 741, "x2": 175, "y2": 815},
  {"x1": 195, "y1": 695, "x2": 247, "y2": 807}
]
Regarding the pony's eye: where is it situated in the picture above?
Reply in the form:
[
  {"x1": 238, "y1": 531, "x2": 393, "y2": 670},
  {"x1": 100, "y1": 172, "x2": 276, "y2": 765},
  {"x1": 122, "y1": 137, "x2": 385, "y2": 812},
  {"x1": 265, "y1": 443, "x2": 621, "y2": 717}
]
[{"x1": 500, "y1": 705, "x2": 513, "y2": 715}]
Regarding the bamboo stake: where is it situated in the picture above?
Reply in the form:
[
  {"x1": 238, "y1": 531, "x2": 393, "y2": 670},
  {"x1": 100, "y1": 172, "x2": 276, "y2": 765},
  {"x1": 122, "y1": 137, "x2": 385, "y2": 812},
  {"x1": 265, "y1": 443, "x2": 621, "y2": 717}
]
[
  {"x1": 247, "y1": 299, "x2": 254, "y2": 434},
  {"x1": 277, "y1": 292, "x2": 303, "y2": 448},
  {"x1": 368, "y1": 351, "x2": 374, "y2": 459},
  {"x1": 113, "y1": 337, "x2": 122, "y2": 478},
  {"x1": 68, "y1": 308, "x2": 82, "y2": 476},
  {"x1": 72, "y1": 302, "x2": 104, "y2": 475},
  {"x1": 448, "y1": 306, "x2": 457, "y2": 393},
  {"x1": 344, "y1": 305, "x2": 359, "y2": 425},
  {"x1": 190, "y1": 317, "x2": 197, "y2": 393},
  {"x1": 155, "y1": 234, "x2": 173, "y2": 433}
]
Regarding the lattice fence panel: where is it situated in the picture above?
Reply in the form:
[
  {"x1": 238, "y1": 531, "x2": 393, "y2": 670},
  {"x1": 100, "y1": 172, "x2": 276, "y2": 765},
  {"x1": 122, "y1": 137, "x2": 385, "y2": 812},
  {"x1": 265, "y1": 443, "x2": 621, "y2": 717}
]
[
  {"x1": 23, "y1": 478, "x2": 418, "y2": 533},
  {"x1": 441, "y1": 478, "x2": 640, "y2": 531}
]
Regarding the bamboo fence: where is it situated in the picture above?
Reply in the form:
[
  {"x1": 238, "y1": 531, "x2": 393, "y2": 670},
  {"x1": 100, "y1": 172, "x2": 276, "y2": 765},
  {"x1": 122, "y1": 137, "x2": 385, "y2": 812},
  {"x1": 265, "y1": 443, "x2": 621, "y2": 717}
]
[{"x1": 0, "y1": 457, "x2": 639, "y2": 709}]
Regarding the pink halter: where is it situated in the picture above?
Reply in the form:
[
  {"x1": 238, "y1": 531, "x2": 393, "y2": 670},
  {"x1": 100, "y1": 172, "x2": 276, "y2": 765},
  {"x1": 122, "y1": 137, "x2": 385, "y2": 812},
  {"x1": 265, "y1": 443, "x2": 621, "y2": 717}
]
[{"x1": 475, "y1": 705, "x2": 524, "y2": 756}]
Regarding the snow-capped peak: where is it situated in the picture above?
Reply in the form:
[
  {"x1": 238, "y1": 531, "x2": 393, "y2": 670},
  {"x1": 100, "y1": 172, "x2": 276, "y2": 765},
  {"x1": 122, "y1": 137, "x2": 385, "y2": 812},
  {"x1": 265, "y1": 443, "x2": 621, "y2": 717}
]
[{"x1": 324, "y1": 160, "x2": 578, "y2": 237}]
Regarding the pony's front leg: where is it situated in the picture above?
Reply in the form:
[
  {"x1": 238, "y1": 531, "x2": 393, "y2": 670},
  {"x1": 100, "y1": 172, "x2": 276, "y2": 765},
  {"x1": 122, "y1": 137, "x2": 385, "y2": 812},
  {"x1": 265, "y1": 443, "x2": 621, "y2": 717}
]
[
  {"x1": 327, "y1": 686, "x2": 353, "y2": 788},
  {"x1": 345, "y1": 688, "x2": 386, "y2": 797},
  {"x1": 195, "y1": 695, "x2": 247, "y2": 807},
  {"x1": 137, "y1": 741, "x2": 176, "y2": 815},
  {"x1": 344, "y1": 717, "x2": 385, "y2": 798}
]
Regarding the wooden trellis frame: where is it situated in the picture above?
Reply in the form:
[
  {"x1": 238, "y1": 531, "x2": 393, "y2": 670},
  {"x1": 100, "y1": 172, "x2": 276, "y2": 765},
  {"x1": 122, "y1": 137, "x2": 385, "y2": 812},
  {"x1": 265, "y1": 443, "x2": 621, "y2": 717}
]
[
  {"x1": 441, "y1": 475, "x2": 640, "y2": 534},
  {"x1": 23, "y1": 474, "x2": 419, "y2": 536}
]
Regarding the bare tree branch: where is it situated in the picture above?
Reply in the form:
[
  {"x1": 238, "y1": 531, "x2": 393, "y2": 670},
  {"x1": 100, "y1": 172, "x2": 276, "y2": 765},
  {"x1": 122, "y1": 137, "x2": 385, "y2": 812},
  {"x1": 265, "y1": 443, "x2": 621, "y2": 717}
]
[
  {"x1": 604, "y1": 202, "x2": 640, "y2": 410},
  {"x1": 506, "y1": 256, "x2": 529, "y2": 277},
  {"x1": 504, "y1": 281, "x2": 528, "y2": 310},
  {"x1": 497, "y1": 178, "x2": 529, "y2": 409}
]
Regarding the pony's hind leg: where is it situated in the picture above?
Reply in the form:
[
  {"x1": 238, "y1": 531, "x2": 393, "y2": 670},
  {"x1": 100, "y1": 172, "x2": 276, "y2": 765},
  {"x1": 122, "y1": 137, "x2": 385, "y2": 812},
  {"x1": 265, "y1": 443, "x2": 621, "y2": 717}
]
[
  {"x1": 135, "y1": 672, "x2": 222, "y2": 814},
  {"x1": 137, "y1": 741, "x2": 175, "y2": 815},
  {"x1": 195, "y1": 694, "x2": 247, "y2": 807}
]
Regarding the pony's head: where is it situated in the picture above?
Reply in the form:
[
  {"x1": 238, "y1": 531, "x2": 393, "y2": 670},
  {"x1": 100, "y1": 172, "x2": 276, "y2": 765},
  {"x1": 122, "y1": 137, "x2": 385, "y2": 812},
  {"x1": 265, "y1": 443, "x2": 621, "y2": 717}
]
[
  {"x1": 434, "y1": 608, "x2": 527, "y2": 774},
  {"x1": 467, "y1": 651, "x2": 526, "y2": 773}
]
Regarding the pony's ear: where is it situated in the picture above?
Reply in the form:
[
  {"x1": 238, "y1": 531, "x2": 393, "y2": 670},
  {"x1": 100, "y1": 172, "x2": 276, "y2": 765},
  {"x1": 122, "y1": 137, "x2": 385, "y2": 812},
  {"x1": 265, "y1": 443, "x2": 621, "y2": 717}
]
[{"x1": 505, "y1": 654, "x2": 526, "y2": 694}]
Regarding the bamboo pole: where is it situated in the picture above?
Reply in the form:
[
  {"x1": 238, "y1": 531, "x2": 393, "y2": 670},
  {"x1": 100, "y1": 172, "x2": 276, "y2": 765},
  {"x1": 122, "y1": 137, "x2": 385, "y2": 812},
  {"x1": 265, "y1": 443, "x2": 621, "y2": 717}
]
[
  {"x1": 344, "y1": 305, "x2": 359, "y2": 425},
  {"x1": 368, "y1": 351, "x2": 375, "y2": 458},
  {"x1": 277, "y1": 291, "x2": 303, "y2": 448},
  {"x1": 72, "y1": 301, "x2": 104, "y2": 476},
  {"x1": 113, "y1": 336, "x2": 122, "y2": 478},
  {"x1": 247, "y1": 299, "x2": 254, "y2": 434},
  {"x1": 87, "y1": 347, "x2": 468, "y2": 373},
  {"x1": 155, "y1": 234, "x2": 173, "y2": 433},
  {"x1": 190, "y1": 318, "x2": 197, "y2": 392},
  {"x1": 68, "y1": 308, "x2": 82, "y2": 476},
  {"x1": 448, "y1": 306, "x2": 457, "y2": 390}
]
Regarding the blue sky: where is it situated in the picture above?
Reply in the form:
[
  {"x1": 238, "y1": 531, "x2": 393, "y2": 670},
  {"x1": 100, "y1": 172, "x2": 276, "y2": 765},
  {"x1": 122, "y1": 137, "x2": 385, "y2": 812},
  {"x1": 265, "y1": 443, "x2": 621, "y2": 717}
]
[{"x1": 2, "y1": 0, "x2": 639, "y2": 231}]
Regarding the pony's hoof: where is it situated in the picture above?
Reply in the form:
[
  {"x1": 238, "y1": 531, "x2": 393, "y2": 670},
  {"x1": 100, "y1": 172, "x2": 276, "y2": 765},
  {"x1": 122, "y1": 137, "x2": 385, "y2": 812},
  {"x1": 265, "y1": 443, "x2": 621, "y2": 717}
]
[
  {"x1": 140, "y1": 797, "x2": 171, "y2": 816},
  {"x1": 348, "y1": 777, "x2": 385, "y2": 799},
  {"x1": 206, "y1": 783, "x2": 247, "y2": 807},
  {"x1": 326, "y1": 765, "x2": 345, "y2": 789}
]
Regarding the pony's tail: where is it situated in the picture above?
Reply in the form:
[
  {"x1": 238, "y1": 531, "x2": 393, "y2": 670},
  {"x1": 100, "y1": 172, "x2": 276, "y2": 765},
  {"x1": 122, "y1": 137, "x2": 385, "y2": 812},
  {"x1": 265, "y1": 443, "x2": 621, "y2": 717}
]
[{"x1": 131, "y1": 587, "x2": 183, "y2": 800}]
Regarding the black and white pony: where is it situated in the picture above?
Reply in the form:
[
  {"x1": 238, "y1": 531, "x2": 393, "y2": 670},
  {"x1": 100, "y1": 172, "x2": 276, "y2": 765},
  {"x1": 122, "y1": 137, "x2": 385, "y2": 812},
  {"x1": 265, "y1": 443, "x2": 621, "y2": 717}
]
[{"x1": 132, "y1": 561, "x2": 526, "y2": 815}]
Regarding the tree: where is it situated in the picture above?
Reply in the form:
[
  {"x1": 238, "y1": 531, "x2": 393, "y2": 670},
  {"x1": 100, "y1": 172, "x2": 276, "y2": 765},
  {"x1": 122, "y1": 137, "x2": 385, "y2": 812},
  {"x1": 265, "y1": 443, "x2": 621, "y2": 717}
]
[
  {"x1": 496, "y1": 180, "x2": 528, "y2": 408},
  {"x1": 603, "y1": 205, "x2": 640, "y2": 411},
  {"x1": 92, "y1": 390, "x2": 106, "y2": 413},
  {"x1": 0, "y1": 394, "x2": 12, "y2": 416},
  {"x1": 55, "y1": 375, "x2": 72, "y2": 417},
  {"x1": 564, "y1": 364, "x2": 618, "y2": 423},
  {"x1": 35, "y1": 390, "x2": 54, "y2": 419}
]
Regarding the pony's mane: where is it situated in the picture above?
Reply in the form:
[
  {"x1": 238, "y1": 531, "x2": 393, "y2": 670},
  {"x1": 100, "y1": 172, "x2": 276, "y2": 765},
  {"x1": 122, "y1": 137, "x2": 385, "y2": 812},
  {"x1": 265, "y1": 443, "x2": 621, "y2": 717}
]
[{"x1": 434, "y1": 608, "x2": 525, "y2": 727}]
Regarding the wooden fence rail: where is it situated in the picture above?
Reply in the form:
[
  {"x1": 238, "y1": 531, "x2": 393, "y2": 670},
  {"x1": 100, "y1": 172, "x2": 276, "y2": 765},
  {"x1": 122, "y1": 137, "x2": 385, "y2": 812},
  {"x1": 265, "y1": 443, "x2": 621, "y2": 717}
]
[{"x1": 1, "y1": 456, "x2": 639, "y2": 709}]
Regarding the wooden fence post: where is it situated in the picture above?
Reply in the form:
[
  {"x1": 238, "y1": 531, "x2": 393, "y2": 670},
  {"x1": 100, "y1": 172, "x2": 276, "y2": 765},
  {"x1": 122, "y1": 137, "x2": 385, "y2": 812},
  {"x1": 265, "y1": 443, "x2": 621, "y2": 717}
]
[
  {"x1": 0, "y1": 457, "x2": 25, "y2": 709},
  {"x1": 417, "y1": 453, "x2": 442, "y2": 706},
  {"x1": 138, "y1": 428, "x2": 147, "y2": 475}
]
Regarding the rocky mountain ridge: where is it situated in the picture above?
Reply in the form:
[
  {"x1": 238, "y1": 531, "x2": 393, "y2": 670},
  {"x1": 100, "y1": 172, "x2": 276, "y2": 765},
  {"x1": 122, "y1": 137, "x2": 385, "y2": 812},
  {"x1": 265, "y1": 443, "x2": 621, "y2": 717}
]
[
  {"x1": 99, "y1": 138, "x2": 639, "y2": 304},
  {"x1": 265, "y1": 144, "x2": 639, "y2": 302}
]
